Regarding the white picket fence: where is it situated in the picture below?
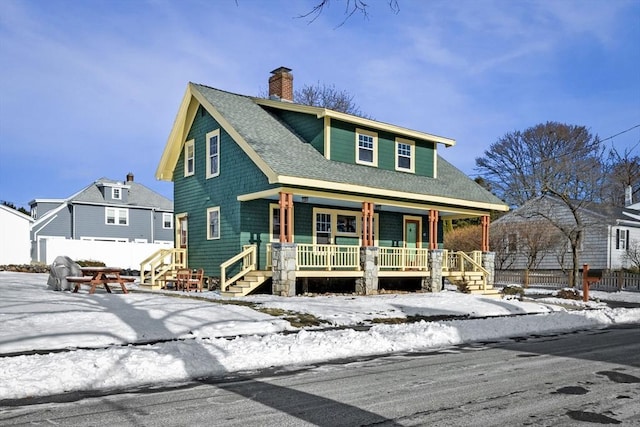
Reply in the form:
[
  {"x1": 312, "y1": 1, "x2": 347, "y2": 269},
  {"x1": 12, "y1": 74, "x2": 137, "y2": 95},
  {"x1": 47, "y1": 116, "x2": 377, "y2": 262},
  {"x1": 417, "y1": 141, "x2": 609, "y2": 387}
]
[{"x1": 36, "y1": 237, "x2": 173, "y2": 270}]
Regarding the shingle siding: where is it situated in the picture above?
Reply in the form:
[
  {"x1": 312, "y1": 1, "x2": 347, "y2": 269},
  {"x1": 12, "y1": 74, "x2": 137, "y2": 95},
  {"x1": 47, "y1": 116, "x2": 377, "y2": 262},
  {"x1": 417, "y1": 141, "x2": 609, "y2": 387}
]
[
  {"x1": 173, "y1": 108, "x2": 272, "y2": 276},
  {"x1": 268, "y1": 109, "x2": 325, "y2": 154}
]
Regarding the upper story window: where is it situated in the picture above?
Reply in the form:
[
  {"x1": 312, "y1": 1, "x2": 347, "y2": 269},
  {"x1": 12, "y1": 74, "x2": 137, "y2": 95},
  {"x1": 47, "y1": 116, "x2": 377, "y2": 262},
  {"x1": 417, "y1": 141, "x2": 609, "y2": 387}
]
[
  {"x1": 112, "y1": 187, "x2": 121, "y2": 200},
  {"x1": 106, "y1": 207, "x2": 128, "y2": 226},
  {"x1": 206, "y1": 129, "x2": 220, "y2": 179},
  {"x1": 162, "y1": 213, "x2": 173, "y2": 229},
  {"x1": 31, "y1": 206, "x2": 37, "y2": 219},
  {"x1": 356, "y1": 129, "x2": 378, "y2": 167},
  {"x1": 207, "y1": 206, "x2": 220, "y2": 240},
  {"x1": 184, "y1": 139, "x2": 195, "y2": 177},
  {"x1": 395, "y1": 138, "x2": 415, "y2": 173}
]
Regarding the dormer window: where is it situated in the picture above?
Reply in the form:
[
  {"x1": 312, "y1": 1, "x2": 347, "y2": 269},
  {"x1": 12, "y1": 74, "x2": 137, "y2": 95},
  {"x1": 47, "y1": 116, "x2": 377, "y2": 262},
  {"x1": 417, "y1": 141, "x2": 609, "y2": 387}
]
[
  {"x1": 395, "y1": 138, "x2": 415, "y2": 173},
  {"x1": 356, "y1": 129, "x2": 378, "y2": 167},
  {"x1": 112, "y1": 187, "x2": 121, "y2": 200}
]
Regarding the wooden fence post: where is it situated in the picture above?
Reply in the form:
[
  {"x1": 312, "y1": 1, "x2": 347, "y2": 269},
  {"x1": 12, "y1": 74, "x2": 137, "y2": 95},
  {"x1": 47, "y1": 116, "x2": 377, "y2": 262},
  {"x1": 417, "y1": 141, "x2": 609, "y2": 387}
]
[{"x1": 582, "y1": 264, "x2": 589, "y2": 302}]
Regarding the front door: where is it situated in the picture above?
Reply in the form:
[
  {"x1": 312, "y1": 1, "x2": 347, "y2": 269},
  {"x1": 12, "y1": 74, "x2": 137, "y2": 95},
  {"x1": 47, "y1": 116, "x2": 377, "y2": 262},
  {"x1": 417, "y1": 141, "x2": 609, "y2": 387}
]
[
  {"x1": 404, "y1": 219, "x2": 420, "y2": 249},
  {"x1": 404, "y1": 217, "x2": 421, "y2": 267}
]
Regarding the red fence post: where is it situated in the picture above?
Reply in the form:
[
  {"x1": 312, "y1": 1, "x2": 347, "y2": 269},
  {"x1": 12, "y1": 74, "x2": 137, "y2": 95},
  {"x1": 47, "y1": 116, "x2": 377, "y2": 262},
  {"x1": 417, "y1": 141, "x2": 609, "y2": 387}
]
[{"x1": 582, "y1": 264, "x2": 589, "y2": 302}]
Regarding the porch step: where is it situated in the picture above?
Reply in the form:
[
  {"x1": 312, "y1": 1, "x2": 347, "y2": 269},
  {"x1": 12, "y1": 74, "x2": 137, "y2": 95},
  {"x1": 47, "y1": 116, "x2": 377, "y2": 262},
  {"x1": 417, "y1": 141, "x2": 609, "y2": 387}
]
[{"x1": 221, "y1": 271, "x2": 270, "y2": 297}]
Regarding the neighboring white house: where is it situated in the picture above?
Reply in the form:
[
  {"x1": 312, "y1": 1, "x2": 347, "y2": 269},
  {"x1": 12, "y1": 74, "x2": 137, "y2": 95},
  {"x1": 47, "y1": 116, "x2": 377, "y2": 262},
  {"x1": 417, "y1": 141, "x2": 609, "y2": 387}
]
[
  {"x1": 0, "y1": 204, "x2": 33, "y2": 265},
  {"x1": 492, "y1": 193, "x2": 640, "y2": 271}
]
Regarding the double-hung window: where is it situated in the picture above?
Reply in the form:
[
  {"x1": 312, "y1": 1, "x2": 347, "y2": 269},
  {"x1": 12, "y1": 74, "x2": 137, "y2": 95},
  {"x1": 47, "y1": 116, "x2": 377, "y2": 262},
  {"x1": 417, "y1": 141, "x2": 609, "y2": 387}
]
[
  {"x1": 112, "y1": 187, "x2": 122, "y2": 200},
  {"x1": 395, "y1": 138, "x2": 415, "y2": 173},
  {"x1": 184, "y1": 139, "x2": 195, "y2": 177},
  {"x1": 356, "y1": 129, "x2": 377, "y2": 166},
  {"x1": 207, "y1": 207, "x2": 220, "y2": 240},
  {"x1": 206, "y1": 129, "x2": 220, "y2": 179},
  {"x1": 162, "y1": 213, "x2": 173, "y2": 229},
  {"x1": 106, "y1": 207, "x2": 128, "y2": 226}
]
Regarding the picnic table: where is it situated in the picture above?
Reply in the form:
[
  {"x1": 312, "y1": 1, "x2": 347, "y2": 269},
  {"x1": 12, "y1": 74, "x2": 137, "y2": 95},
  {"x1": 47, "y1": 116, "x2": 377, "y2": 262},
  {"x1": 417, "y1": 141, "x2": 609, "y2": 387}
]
[{"x1": 67, "y1": 267, "x2": 134, "y2": 294}]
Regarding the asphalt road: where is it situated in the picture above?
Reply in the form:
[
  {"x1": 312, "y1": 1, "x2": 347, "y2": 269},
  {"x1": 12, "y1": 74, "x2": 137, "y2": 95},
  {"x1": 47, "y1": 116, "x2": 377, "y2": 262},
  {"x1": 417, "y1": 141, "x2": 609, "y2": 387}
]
[{"x1": 1, "y1": 324, "x2": 639, "y2": 426}]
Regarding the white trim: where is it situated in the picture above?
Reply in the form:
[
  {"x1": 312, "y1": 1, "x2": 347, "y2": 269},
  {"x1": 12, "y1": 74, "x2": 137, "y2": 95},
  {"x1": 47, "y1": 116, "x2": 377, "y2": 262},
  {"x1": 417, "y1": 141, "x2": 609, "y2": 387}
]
[
  {"x1": 395, "y1": 137, "x2": 415, "y2": 173},
  {"x1": 207, "y1": 206, "x2": 220, "y2": 240},
  {"x1": 112, "y1": 187, "x2": 122, "y2": 200},
  {"x1": 184, "y1": 139, "x2": 195, "y2": 177},
  {"x1": 355, "y1": 128, "x2": 378, "y2": 167},
  {"x1": 312, "y1": 207, "x2": 379, "y2": 245},
  {"x1": 162, "y1": 212, "x2": 173, "y2": 229},
  {"x1": 206, "y1": 129, "x2": 220, "y2": 179},
  {"x1": 403, "y1": 215, "x2": 422, "y2": 248}
]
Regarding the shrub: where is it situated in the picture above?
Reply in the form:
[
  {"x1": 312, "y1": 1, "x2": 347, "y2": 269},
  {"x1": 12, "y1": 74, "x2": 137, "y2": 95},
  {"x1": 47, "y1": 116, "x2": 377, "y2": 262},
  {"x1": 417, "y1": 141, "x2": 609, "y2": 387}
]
[
  {"x1": 501, "y1": 284, "x2": 524, "y2": 300},
  {"x1": 556, "y1": 288, "x2": 582, "y2": 300},
  {"x1": 76, "y1": 260, "x2": 106, "y2": 267}
]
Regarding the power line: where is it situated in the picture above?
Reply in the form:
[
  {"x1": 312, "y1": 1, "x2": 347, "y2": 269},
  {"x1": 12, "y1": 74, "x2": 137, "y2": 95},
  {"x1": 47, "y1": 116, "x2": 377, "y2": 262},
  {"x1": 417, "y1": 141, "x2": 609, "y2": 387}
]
[{"x1": 600, "y1": 124, "x2": 640, "y2": 142}]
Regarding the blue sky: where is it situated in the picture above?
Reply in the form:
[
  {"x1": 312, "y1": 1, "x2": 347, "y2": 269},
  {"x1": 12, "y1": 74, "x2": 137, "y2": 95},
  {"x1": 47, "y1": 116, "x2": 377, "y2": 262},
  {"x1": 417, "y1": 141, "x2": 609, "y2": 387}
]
[{"x1": 1, "y1": 0, "x2": 638, "y2": 209}]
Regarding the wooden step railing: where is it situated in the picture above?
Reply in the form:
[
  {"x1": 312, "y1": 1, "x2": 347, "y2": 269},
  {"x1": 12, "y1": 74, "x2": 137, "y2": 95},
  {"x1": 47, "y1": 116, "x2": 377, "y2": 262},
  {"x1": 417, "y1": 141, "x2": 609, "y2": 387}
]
[
  {"x1": 140, "y1": 248, "x2": 187, "y2": 288},
  {"x1": 220, "y1": 245, "x2": 256, "y2": 293}
]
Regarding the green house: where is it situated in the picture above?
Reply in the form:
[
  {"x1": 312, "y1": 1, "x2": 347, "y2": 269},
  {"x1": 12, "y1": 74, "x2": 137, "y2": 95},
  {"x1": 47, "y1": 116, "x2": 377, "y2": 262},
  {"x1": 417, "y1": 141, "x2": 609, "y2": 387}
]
[{"x1": 149, "y1": 67, "x2": 508, "y2": 296}]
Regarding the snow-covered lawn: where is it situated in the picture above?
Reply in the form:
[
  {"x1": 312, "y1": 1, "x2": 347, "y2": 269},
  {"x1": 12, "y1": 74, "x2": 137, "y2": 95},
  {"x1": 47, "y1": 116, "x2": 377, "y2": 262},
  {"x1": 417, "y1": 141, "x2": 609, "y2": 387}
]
[{"x1": 1, "y1": 272, "x2": 639, "y2": 401}]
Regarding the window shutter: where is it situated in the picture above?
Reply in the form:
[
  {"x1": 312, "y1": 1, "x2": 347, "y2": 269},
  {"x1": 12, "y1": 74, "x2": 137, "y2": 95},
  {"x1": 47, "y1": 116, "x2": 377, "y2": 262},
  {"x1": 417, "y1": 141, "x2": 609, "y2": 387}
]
[
  {"x1": 626, "y1": 231, "x2": 630, "y2": 251},
  {"x1": 616, "y1": 229, "x2": 620, "y2": 250}
]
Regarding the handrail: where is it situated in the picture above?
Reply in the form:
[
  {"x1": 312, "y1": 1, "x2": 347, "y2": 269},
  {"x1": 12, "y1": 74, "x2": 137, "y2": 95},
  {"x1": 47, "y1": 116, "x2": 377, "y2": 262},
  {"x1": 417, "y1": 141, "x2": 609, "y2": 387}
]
[
  {"x1": 456, "y1": 251, "x2": 489, "y2": 291},
  {"x1": 220, "y1": 245, "x2": 256, "y2": 292},
  {"x1": 140, "y1": 248, "x2": 186, "y2": 287}
]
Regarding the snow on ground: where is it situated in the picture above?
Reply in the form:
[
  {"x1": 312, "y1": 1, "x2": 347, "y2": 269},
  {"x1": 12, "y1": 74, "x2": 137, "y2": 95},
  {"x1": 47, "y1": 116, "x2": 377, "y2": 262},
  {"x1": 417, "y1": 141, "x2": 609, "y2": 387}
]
[{"x1": 1, "y1": 272, "x2": 639, "y2": 401}]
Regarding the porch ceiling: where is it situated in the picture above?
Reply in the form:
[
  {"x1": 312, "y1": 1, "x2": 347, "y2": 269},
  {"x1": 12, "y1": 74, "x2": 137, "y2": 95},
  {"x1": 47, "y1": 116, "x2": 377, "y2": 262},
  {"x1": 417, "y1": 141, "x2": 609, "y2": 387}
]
[{"x1": 238, "y1": 187, "x2": 489, "y2": 219}]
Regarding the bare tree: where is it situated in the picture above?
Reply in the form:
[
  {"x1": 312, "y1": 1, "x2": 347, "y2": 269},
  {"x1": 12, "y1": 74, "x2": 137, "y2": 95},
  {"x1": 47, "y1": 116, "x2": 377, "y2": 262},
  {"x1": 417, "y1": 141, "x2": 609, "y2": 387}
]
[
  {"x1": 489, "y1": 222, "x2": 516, "y2": 270},
  {"x1": 300, "y1": 0, "x2": 400, "y2": 26},
  {"x1": 516, "y1": 218, "x2": 563, "y2": 270},
  {"x1": 602, "y1": 148, "x2": 640, "y2": 207},
  {"x1": 476, "y1": 122, "x2": 606, "y2": 286},
  {"x1": 624, "y1": 239, "x2": 640, "y2": 272},
  {"x1": 295, "y1": 82, "x2": 370, "y2": 118}
]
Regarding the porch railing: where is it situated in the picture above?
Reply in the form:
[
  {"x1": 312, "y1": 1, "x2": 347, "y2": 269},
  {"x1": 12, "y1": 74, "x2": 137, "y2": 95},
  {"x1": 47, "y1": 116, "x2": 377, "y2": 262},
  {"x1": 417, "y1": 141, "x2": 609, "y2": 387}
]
[
  {"x1": 296, "y1": 244, "x2": 360, "y2": 270},
  {"x1": 379, "y1": 247, "x2": 430, "y2": 270},
  {"x1": 220, "y1": 245, "x2": 257, "y2": 292},
  {"x1": 443, "y1": 250, "x2": 483, "y2": 272},
  {"x1": 139, "y1": 248, "x2": 186, "y2": 287}
]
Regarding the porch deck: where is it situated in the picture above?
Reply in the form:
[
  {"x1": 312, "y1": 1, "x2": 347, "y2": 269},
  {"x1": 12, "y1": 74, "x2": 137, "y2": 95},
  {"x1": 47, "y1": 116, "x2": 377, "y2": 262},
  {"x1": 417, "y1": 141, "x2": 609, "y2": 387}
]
[{"x1": 220, "y1": 244, "x2": 493, "y2": 297}]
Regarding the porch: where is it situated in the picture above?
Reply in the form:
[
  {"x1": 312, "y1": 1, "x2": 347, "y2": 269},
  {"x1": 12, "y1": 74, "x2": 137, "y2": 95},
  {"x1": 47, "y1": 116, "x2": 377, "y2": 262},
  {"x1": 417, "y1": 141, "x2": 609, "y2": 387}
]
[{"x1": 219, "y1": 244, "x2": 497, "y2": 297}]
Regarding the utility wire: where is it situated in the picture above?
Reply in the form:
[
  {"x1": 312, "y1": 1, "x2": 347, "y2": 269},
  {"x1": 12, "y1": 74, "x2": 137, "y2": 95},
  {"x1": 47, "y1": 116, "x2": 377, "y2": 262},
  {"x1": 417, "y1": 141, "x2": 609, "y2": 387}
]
[{"x1": 600, "y1": 124, "x2": 640, "y2": 142}]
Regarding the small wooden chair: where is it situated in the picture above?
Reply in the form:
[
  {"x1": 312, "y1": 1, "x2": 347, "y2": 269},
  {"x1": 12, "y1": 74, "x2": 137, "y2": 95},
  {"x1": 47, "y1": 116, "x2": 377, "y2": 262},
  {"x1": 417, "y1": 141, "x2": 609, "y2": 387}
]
[
  {"x1": 175, "y1": 269, "x2": 192, "y2": 291},
  {"x1": 182, "y1": 268, "x2": 204, "y2": 292}
]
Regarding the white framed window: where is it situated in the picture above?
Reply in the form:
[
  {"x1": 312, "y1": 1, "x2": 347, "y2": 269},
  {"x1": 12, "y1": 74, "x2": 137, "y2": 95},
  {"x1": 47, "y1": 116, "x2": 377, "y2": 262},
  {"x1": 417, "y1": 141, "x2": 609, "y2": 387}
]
[
  {"x1": 395, "y1": 138, "x2": 415, "y2": 173},
  {"x1": 356, "y1": 128, "x2": 378, "y2": 166},
  {"x1": 105, "y1": 207, "x2": 128, "y2": 226},
  {"x1": 184, "y1": 139, "x2": 195, "y2": 177},
  {"x1": 207, "y1": 206, "x2": 220, "y2": 240},
  {"x1": 206, "y1": 129, "x2": 220, "y2": 179},
  {"x1": 163, "y1": 213, "x2": 173, "y2": 229},
  {"x1": 312, "y1": 207, "x2": 378, "y2": 245},
  {"x1": 616, "y1": 229, "x2": 629, "y2": 250},
  {"x1": 112, "y1": 187, "x2": 122, "y2": 200}
]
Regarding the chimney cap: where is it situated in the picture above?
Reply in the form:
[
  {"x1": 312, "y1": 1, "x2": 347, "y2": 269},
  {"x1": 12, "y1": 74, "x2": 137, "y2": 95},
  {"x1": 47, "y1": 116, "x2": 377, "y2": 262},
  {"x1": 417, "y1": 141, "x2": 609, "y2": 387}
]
[{"x1": 270, "y1": 66, "x2": 292, "y2": 75}]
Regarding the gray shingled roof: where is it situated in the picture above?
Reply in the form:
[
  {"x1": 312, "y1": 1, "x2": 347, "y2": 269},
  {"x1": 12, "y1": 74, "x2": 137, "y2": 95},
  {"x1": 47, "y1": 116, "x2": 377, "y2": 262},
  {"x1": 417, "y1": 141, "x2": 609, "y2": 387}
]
[
  {"x1": 193, "y1": 83, "x2": 506, "y2": 208},
  {"x1": 72, "y1": 178, "x2": 173, "y2": 211}
]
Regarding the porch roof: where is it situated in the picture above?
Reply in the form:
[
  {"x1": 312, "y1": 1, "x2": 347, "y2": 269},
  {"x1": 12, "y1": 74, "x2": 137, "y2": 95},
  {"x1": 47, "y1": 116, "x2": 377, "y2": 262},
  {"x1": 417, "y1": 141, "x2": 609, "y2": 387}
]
[{"x1": 157, "y1": 83, "x2": 508, "y2": 213}]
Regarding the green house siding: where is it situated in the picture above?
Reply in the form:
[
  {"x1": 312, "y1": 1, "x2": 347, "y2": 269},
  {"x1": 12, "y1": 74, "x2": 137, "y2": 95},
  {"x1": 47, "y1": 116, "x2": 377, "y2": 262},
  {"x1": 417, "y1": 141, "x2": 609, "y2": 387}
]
[
  {"x1": 267, "y1": 109, "x2": 325, "y2": 154},
  {"x1": 329, "y1": 119, "x2": 436, "y2": 177},
  {"x1": 173, "y1": 108, "x2": 272, "y2": 276}
]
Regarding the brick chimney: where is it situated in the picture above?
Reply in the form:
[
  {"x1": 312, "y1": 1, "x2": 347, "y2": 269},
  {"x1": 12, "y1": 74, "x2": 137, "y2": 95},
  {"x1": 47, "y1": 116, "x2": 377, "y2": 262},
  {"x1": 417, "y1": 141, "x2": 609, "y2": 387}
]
[
  {"x1": 126, "y1": 172, "x2": 134, "y2": 183},
  {"x1": 268, "y1": 67, "x2": 293, "y2": 102}
]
